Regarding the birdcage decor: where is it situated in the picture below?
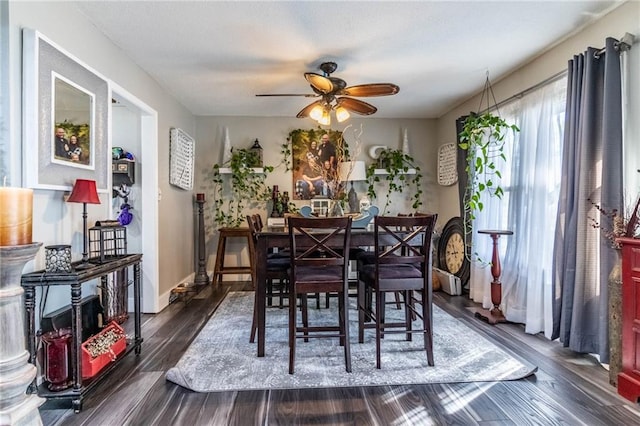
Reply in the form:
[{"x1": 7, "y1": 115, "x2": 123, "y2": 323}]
[{"x1": 88, "y1": 224, "x2": 127, "y2": 263}]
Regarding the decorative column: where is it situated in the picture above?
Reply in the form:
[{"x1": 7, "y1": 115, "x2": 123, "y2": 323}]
[
  {"x1": 0, "y1": 243, "x2": 44, "y2": 425},
  {"x1": 193, "y1": 193, "x2": 210, "y2": 286}
]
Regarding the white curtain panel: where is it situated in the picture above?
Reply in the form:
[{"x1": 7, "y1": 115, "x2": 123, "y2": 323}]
[{"x1": 469, "y1": 77, "x2": 567, "y2": 338}]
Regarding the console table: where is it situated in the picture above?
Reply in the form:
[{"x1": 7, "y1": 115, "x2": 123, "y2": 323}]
[
  {"x1": 21, "y1": 254, "x2": 143, "y2": 412},
  {"x1": 618, "y1": 237, "x2": 640, "y2": 402}
]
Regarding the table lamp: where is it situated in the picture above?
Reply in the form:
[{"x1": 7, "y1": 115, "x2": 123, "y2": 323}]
[
  {"x1": 338, "y1": 161, "x2": 367, "y2": 213},
  {"x1": 67, "y1": 179, "x2": 101, "y2": 268}
]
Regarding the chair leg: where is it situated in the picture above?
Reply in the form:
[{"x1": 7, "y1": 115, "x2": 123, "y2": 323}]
[
  {"x1": 341, "y1": 289, "x2": 352, "y2": 373},
  {"x1": 375, "y1": 289, "x2": 383, "y2": 369},
  {"x1": 289, "y1": 286, "x2": 296, "y2": 374},
  {"x1": 394, "y1": 291, "x2": 402, "y2": 309},
  {"x1": 422, "y1": 289, "x2": 434, "y2": 366},
  {"x1": 250, "y1": 291, "x2": 257, "y2": 343},
  {"x1": 301, "y1": 294, "x2": 309, "y2": 342},
  {"x1": 357, "y1": 280, "x2": 365, "y2": 344},
  {"x1": 404, "y1": 290, "x2": 413, "y2": 341}
]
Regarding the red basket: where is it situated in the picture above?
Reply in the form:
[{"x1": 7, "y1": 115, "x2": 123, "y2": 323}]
[{"x1": 81, "y1": 321, "x2": 126, "y2": 379}]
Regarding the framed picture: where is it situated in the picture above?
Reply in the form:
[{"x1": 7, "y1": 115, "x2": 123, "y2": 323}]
[
  {"x1": 169, "y1": 128, "x2": 195, "y2": 190},
  {"x1": 288, "y1": 128, "x2": 344, "y2": 200},
  {"x1": 311, "y1": 199, "x2": 330, "y2": 216},
  {"x1": 23, "y1": 29, "x2": 110, "y2": 192}
]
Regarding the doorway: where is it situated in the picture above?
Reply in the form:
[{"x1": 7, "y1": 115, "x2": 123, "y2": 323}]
[{"x1": 110, "y1": 82, "x2": 160, "y2": 313}]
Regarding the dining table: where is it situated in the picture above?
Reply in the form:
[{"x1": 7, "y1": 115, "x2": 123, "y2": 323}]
[{"x1": 253, "y1": 226, "x2": 432, "y2": 357}]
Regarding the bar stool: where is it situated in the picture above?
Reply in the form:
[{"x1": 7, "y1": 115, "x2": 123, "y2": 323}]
[{"x1": 212, "y1": 227, "x2": 254, "y2": 286}]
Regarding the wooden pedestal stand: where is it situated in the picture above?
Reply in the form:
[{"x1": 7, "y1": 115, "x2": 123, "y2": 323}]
[
  {"x1": 0, "y1": 243, "x2": 44, "y2": 425},
  {"x1": 473, "y1": 229, "x2": 513, "y2": 325}
]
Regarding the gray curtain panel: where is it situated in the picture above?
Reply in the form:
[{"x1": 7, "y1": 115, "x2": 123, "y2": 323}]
[{"x1": 552, "y1": 38, "x2": 623, "y2": 363}]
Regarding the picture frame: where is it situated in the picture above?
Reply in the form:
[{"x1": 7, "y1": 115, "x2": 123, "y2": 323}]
[
  {"x1": 23, "y1": 29, "x2": 110, "y2": 192},
  {"x1": 311, "y1": 199, "x2": 331, "y2": 217},
  {"x1": 288, "y1": 128, "x2": 344, "y2": 201},
  {"x1": 169, "y1": 128, "x2": 195, "y2": 190}
]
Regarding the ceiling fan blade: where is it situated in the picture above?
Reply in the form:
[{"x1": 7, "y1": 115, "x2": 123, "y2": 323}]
[
  {"x1": 337, "y1": 97, "x2": 377, "y2": 116},
  {"x1": 255, "y1": 93, "x2": 318, "y2": 97},
  {"x1": 340, "y1": 83, "x2": 400, "y2": 97},
  {"x1": 304, "y1": 72, "x2": 334, "y2": 94},
  {"x1": 296, "y1": 100, "x2": 324, "y2": 118}
]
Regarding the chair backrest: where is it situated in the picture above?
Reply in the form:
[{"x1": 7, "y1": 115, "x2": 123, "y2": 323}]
[
  {"x1": 374, "y1": 215, "x2": 438, "y2": 269},
  {"x1": 246, "y1": 215, "x2": 259, "y2": 238},
  {"x1": 287, "y1": 216, "x2": 352, "y2": 276}
]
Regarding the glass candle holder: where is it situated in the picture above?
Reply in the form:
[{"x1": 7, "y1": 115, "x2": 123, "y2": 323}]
[{"x1": 42, "y1": 328, "x2": 73, "y2": 391}]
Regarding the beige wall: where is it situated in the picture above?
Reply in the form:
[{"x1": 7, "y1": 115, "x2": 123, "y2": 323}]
[
  {"x1": 194, "y1": 116, "x2": 438, "y2": 274},
  {"x1": 435, "y1": 0, "x2": 640, "y2": 224}
]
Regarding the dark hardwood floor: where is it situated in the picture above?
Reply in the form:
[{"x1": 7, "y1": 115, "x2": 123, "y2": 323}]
[{"x1": 39, "y1": 282, "x2": 640, "y2": 425}]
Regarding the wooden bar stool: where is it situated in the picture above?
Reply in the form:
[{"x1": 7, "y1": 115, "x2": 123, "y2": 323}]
[{"x1": 212, "y1": 227, "x2": 255, "y2": 286}]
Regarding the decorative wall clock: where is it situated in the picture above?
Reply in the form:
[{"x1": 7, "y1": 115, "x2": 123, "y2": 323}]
[
  {"x1": 437, "y1": 216, "x2": 470, "y2": 284},
  {"x1": 437, "y1": 143, "x2": 458, "y2": 186},
  {"x1": 169, "y1": 128, "x2": 195, "y2": 190}
]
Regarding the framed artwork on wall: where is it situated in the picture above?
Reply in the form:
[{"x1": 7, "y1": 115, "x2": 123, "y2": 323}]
[
  {"x1": 169, "y1": 127, "x2": 195, "y2": 190},
  {"x1": 22, "y1": 29, "x2": 110, "y2": 192},
  {"x1": 288, "y1": 128, "x2": 344, "y2": 201}
]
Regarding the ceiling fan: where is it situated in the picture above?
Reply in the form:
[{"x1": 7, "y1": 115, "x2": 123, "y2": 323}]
[{"x1": 256, "y1": 62, "x2": 399, "y2": 124}]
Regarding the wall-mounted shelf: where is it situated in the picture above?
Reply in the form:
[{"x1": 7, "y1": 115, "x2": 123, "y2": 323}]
[
  {"x1": 218, "y1": 167, "x2": 264, "y2": 174},
  {"x1": 372, "y1": 168, "x2": 416, "y2": 175}
]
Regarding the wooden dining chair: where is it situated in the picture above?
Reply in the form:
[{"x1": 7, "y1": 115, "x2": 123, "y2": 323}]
[
  {"x1": 357, "y1": 214, "x2": 438, "y2": 369},
  {"x1": 247, "y1": 214, "x2": 290, "y2": 343},
  {"x1": 287, "y1": 216, "x2": 353, "y2": 374}
]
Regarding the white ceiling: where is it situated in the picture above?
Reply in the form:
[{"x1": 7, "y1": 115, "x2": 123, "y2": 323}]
[{"x1": 74, "y1": 1, "x2": 620, "y2": 119}]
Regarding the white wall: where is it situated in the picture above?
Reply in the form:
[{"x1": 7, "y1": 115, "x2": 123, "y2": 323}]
[
  {"x1": 6, "y1": 1, "x2": 196, "y2": 311},
  {"x1": 435, "y1": 1, "x2": 640, "y2": 224}
]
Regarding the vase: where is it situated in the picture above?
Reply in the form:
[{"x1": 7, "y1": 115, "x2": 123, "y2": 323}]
[
  {"x1": 330, "y1": 201, "x2": 344, "y2": 217},
  {"x1": 608, "y1": 248, "x2": 622, "y2": 386}
]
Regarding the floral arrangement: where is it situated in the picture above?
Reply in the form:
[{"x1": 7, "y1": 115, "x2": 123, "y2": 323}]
[{"x1": 589, "y1": 196, "x2": 640, "y2": 249}]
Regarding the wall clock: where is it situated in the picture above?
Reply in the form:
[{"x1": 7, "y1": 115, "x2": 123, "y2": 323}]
[{"x1": 437, "y1": 216, "x2": 470, "y2": 284}]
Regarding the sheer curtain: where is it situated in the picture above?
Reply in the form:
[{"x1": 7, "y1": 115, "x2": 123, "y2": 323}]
[{"x1": 469, "y1": 77, "x2": 567, "y2": 337}]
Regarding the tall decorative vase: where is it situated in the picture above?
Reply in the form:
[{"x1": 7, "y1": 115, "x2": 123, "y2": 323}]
[
  {"x1": 222, "y1": 127, "x2": 232, "y2": 164},
  {"x1": 608, "y1": 248, "x2": 623, "y2": 386},
  {"x1": 402, "y1": 128, "x2": 410, "y2": 156}
]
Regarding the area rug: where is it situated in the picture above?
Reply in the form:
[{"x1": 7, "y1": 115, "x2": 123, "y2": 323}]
[{"x1": 166, "y1": 292, "x2": 537, "y2": 392}]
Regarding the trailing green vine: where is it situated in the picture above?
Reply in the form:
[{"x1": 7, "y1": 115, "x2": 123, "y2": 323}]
[
  {"x1": 211, "y1": 148, "x2": 273, "y2": 228},
  {"x1": 458, "y1": 112, "x2": 519, "y2": 221},
  {"x1": 366, "y1": 149, "x2": 423, "y2": 214}
]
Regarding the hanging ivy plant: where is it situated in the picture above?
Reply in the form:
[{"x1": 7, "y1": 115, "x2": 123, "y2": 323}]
[
  {"x1": 365, "y1": 148, "x2": 423, "y2": 214},
  {"x1": 211, "y1": 148, "x2": 273, "y2": 228},
  {"x1": 458, "y1": 112, "x2": 519, "y2": 221}
]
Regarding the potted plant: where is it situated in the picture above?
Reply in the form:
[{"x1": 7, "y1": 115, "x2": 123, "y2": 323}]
[
  {"x1": 211, "y1": 148, "x2": 274, "y2": 228},
  {"x1": 365, "y1": 148, "x2": 423, "y2": 214},
  {"x1": 458, "y1": 112, "x2": 519, "y2": 222}
]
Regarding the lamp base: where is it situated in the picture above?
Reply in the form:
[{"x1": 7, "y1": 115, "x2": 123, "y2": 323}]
[{"x1": 348, "y1": 185, "x2": 359, "y2": 214}]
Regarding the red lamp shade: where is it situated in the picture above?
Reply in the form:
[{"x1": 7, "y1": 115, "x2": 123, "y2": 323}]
[{"x1": 67, "y1": 179, "x2": 101, "y2": 204}]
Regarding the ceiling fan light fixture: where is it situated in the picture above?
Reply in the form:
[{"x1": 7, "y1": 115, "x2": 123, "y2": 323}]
[
  {"x1": 335, "y1": 106, "x2": 350, "y2": 123},
  {"x1": 309, "y1": 104, "x2": 324, "y2": 121},
  {"x1": 318, "y1": 109, "x2": 331, "y2": 126}
]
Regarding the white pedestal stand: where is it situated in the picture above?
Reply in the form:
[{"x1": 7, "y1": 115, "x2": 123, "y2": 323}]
[{"x1": 0, "y1": 243, "x2": 44, "y2": 425}]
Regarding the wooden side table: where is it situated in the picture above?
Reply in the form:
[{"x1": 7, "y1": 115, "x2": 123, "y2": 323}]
[
  {"x1": 474, "y1": 229, "x2": 513, "y2": 325},
  {"x1": 212, "y1": 227, "x2": 254, "y2": 286}
]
